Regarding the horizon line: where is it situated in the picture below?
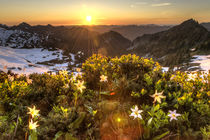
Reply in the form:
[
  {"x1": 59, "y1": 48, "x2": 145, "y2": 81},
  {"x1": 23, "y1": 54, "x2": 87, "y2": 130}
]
[{"x1": 1, "y1": 18, "x2": 209, "y2": 27}]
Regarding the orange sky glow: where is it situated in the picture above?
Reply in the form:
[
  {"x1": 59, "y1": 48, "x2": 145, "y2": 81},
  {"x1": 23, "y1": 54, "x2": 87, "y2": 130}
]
[{"x1": 0, "y1": 0, "x2": 210, "y2": 25}]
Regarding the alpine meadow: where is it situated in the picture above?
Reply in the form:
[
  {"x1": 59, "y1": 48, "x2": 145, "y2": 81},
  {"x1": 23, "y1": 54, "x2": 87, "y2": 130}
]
[{"x1": 0, "y1": 0, "x2": 210, "y2": 140}]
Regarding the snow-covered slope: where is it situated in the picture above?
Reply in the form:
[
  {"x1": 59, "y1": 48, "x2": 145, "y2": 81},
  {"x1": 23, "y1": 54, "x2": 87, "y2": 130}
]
[
  {"x1": 188, "y1": 55, "x2": 210, "y2": 72},
  {"x1": 162, "y1": 55, "x2": 210, "y2": 72},
  {"x1": 0, "y1": 46, "x2": 75, "y2": 75},
  {"x1": 0, "y1": 27, "x2": 42, "y2": 48}
]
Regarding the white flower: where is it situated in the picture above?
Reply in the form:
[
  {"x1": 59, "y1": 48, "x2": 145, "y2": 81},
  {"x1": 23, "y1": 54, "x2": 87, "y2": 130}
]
[
  {"x1": 8, "y1": 75, "x2": 14, "y2": 82},
  {"x1": 187, "y1": 73, "x2": 196, "y2": 81},
  {"x1": 27, "y1": 106, "x2": 40, "y2": 118},
  {"x1": 51, "y1": 72, "x2": 56, "y2": 75},
  {"x1": 170, "y1": 75, "x2": 176, "y2": 80},
  {"x1": 168, "y1": 110, "x2": 181, "y2": 121},
  {"x1": 26, "y1": 78, "x2": 33, "y2": 84},
  {"x1": 75, "y1": 80, "x2": 86, "y2": 93},
  {"x1": 130, "y1": 105, "x2": 143, "y2": 120},
  {"x1": 75, "y1": 72, "x2": 82, "y2": 78},
  {"x1": 16, "y1": 74, "x2": 21, "y2": 79},
  {"x1": 29, "y1": 119, "x2": 39, "y2": 130},
  {"x1": 63, "y1": 83, "x2": 69, "y2": 89},
  {"x1": 71, "y1": 75, "x2": 77, "y2": 81},
  {"x1": 59, "y1": 70, "x2": 68, "y2": 76},
  {"x1": 75, "y1": 68, "x2": 81, "y2": 72},
  {"x1": 100, "y1": 75, "x2": 108, "y2": 82},
  {"x1": 150, "y1": 90, "x2": 166, "y2": 104}
]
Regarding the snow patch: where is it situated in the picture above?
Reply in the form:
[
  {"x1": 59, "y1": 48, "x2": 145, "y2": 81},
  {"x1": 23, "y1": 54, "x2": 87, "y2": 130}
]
[
  {"x1": 162, "y1": 67, "x2": 169, "y2": 72},
  {"x1": 0, "y1": 27, "x2": 42, "y2": 48},
  {"x1": 0, "y1": 46, "x2": 75, "y2": 75},
  {"x1": 190, "y1": 55, "x2": 210, "y2": 72}
]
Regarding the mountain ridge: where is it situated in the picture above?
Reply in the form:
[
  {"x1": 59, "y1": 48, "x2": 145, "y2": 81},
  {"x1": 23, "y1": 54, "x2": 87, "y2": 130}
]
[
  {"x1": 0, "y1": 22, "x2": 131, "y2": 58},
  {"x1": 1, "y1": 19, "x2": 210, "y2": 68},
  {"x1": 82, "y1": 24, "x2": 171, "y2": 40},
  {"x1": 130, "y1": 19, "x2": 210, "y2": 66},
  {"x1": 201, "y1": 22, "x2": 210, "y2": 31}
]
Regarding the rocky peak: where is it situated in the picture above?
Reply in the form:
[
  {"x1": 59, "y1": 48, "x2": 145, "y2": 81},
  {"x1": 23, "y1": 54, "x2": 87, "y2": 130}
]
[
  {"x1": 0, "y1": 24, "x2": 9, "y2": 29},
  {"x1": 174, "y1": 18, "x2": 207, "y2": 32},
  {"x1": 180, "y1": 19, "x2": 198, "y2": 26},
  {"x1": 18, "y1": 22, "x2": 31, "y2": 28}
]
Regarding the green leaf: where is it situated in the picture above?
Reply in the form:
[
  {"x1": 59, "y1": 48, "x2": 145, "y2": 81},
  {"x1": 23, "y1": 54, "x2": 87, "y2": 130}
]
[
  {"x1": 144, "y1": 74, "x2": 153, "y2": 85},
  {"x1": 70, "y1": 112, "x2": 86, "y2": 129},
  {"x1": 0, "y1": 103, "x2": 5, "y2": 114},
  {"x1": 152, "y1": 131, "x2": 170, "y2": 140},
  {"x1": 143, "y1": 127, "x2": 151, "y2": 139},
  {"x1": 147, "y1": 117, "x2": 153, "y2": 126},
  {"x1": 29, "y1": 130, "x2": 38, "y2": 140},
  {"x1": 65, "y1": 133, "x2": 77, "y2": 140},
  {"x1": 53, "y1": 131, "x2": 64, "y2": 140},
  {"x1": 154, "y1": 104, "x2": 160, "y2": 112}
]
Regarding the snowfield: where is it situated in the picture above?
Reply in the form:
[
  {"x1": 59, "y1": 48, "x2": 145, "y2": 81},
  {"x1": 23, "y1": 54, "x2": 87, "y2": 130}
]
[
  {"x1": 0, "y1": 46, "x2": 74, "y2": 75},
  {"x1": 0, "y1": 46, "x2": 209, "y2": 75},
  {"x1": 189, "y1": 55, "x2": 210, "y2": 72},
  {"x1": 0, "y1": 27, "x2": 41, "y2": 48}
]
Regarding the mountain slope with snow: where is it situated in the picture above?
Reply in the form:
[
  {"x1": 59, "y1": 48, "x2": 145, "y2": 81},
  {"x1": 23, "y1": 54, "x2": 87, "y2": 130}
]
[
  {"x1": 0, "y1": 27, "x2": 44, "y2": 48},
  {"x1": 0, "y1": 46, "x2": 75, "y2": 74}
]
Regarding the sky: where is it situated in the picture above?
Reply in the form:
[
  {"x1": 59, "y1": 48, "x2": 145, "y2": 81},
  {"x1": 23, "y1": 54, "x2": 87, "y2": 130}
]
[{"x1": 0, "y1": 0, "x2": 210, "y2": 25}]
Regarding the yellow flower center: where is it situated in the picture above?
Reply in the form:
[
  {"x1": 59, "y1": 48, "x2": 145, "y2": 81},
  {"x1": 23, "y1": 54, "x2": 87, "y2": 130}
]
[
  {"x1": 155, "y1": 94, "x2": 159, "y2": 98},
  {"x1": 31, "y1": 111, "x2": 35, "y2": 115},
  {"x1": 172, "y1": 114, "x2": 176, "y2": 117},
  {"x1": 135, "y1": 111, "x2": 139, "y2": 115}
]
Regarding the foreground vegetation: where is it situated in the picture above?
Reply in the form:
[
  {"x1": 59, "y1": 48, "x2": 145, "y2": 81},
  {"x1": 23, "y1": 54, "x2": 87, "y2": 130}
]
[{"x1": 0, "y1": 54, "x2": 209, "y2": 140}]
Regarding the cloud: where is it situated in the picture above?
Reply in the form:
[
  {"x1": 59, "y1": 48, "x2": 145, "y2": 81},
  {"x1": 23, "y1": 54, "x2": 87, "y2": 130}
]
[
  {"x1": 151, "y1": 3, "x2": 171, "y2": 7},
  {"x1": 130, "y1": 2, "x2": 147, "y2": 8},
  {"x1": 130, "y1": 5, "x2": 135, "y2": 8}
]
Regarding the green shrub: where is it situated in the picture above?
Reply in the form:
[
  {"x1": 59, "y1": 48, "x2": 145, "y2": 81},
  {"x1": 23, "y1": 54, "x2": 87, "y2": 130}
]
[{"x1": 0, "y1": 54, "x2": 209, "y2": 139}]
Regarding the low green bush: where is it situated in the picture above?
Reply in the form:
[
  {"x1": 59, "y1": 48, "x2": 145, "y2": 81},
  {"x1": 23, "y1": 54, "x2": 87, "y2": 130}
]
[{"x1": 0, "y1": 54, "x2": 209, "y2": 140}]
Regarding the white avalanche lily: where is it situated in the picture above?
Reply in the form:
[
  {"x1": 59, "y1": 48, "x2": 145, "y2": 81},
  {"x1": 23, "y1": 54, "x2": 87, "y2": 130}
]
[
  {"x1": 75, "y1": 80, "x2": 86, "y2": 93},
  {"x1": 187, "y1": 73, "x2": 197, "y2": 81},
  {"x1": 168, "y1": 110, "x2": 181, "y2": 121},
  {"x1": 130, "y1": 105, "x2": 143, "y2": 120},
  {"x1": 100, "y1": 75, "x2": 108, "y2": 82},
  {"x1": 150, "y1": 90, "x2": 166, "y2": 104}
]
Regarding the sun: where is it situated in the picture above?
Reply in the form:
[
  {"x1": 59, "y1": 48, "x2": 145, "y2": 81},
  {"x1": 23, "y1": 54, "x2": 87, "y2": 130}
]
[{"x1": 86, "y1": 16, "x2": 92, "y2": 23}]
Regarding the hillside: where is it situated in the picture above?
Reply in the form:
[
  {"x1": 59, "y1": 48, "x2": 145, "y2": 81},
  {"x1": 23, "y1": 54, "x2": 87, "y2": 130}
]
[
  {"x1": 0, "y1": 19, "x2": 210, "y2": 73},
  {"x1": 0, "y1": 55, "x2": 209, "y2": 140},
  {"x1": 130, "y1": 19, "x2": 210, "y2": 66},
  {"x1": 0, "y1": 23, "x2": 131, "y2": 58},
  {"x1": 0, "y1": 23, "x2": 132, "y2": 73},
  {"x1": 201, "y1": 22, "x2": 210, "y2": 31}
]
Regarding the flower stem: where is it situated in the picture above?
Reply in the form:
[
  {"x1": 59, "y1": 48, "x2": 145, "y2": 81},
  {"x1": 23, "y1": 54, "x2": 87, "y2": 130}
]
[
  {"x1": 74, "y1": 92, "x2": 78, "y2": 107},
  {"x1": 138, "y1": 119, "x2": 142, "y2": 140},
  {"x1": 12, "y1": 114, "x2": 19, "y2": 140},
  {"x1": 177, "y1": 122, "x2": 179, "y2": 140},
  {"x1": 99, "y1": 85, "x2": 101, "y2": 100},
  {"x1": 25, "y1": 115, "x2": 31, "y2": 140}
]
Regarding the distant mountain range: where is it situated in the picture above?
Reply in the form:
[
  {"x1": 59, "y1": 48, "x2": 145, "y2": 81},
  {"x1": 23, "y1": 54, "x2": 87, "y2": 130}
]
[
  {"x1": 80, "y1": 25, "x2": 171, "y2": 40},
  {"x1": 0, "y1": 19, "x2": 210, "y2": 69},
  {"x1": 201, "y1": 22, "x2": 210, "y2": 31},
  {"x1": 0, "y1": 22, "x2": 131, "y2": 58}
]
